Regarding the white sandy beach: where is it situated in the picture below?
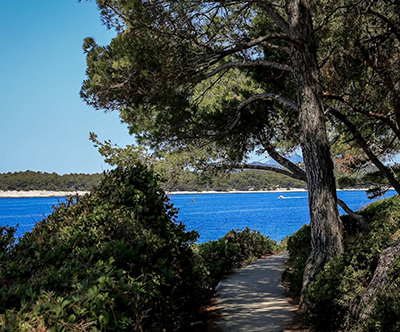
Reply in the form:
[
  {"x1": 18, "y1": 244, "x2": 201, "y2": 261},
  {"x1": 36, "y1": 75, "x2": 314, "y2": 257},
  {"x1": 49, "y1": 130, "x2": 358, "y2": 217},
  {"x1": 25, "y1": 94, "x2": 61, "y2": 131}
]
[
  {"x1": 0, "y1": 187, "x2": 373, "y2": 198},
  {"x1": 0, "y1": 190, "x2": 90, "y2": 198},
  {"x1": 0, "y1": 189, "x2": 307, "y2": 198},
  {"x1": 167, "y1": 188, "x2": 308, "y2": 195}
]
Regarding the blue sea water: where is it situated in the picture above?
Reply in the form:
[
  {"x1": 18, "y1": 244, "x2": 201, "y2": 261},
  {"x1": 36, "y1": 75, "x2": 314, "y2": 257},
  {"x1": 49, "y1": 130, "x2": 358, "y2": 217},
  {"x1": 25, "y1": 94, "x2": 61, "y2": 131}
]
[
  {"x1": 0, "y1": 191, "x2": 396, "y2": 243},
  {"x1": 0, "y1": 197, "x2": 67, "y2": 239},
  {"x1": 171, "y1": 191, "x2": 396, "y2": 243}
]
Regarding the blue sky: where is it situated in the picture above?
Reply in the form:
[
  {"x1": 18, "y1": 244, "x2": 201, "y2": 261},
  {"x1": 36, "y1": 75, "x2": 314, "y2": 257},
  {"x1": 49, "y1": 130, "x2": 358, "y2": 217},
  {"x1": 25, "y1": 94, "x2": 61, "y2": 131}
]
[{"x1": 0, "y1": 1, "x2": 133, "y2": 174}]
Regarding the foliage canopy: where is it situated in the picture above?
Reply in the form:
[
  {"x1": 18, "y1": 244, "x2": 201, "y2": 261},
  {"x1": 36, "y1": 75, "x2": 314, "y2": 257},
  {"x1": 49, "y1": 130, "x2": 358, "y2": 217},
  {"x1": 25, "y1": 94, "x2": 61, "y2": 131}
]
[
  {"x1": 288, "y1": 195, "x2": 400, "y2": 331},
  {"x1": 0, "y1": 165, "x2": 204, "y2": 331}
]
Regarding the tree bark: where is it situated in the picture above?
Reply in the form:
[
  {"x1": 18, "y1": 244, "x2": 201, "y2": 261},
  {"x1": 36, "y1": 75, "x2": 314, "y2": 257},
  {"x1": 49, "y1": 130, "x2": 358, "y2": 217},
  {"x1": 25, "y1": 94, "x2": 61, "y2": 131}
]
[
  {"x1": 286, "y1": 0, "x2": 344, "y2": 296},
  {"x1": 357, "y1": 239, "x2": 400, "y2": 319}
]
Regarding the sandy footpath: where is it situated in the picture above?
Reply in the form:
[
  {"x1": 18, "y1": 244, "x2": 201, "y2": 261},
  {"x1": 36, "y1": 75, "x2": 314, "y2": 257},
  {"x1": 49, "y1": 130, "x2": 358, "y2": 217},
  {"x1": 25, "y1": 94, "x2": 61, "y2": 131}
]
[
  {"x1": 208, "y1": 252, "x2": 296, "y2": 332},
  {"x1": 0, "y1": 190, "x2": 89, "y2": 198}
]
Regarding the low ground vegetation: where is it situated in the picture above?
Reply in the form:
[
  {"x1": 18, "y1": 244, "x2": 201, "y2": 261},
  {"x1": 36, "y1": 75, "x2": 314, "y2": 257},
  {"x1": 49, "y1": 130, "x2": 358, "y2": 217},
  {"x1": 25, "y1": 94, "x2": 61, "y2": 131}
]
[
  {"x1": 197, "y1": 228, "x2": 280, "y2": 290},
  {"x1": 0, "y1": 165, "x2": 278, "y2": 331},
  {"x1": 285, "y1": 225, "x2": 311, "y2": 301},
  {"x1": 287, "y1": 195, "x2": 400, "y2": 331}
]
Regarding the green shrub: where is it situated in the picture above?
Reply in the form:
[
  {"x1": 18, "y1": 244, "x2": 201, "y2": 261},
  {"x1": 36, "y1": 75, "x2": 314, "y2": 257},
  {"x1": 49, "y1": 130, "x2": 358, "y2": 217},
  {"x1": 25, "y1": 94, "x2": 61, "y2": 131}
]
[
  {"x1": 305, "y1": 195, "x2": 400, "y2": 331},
  {"x1": 0, "y1": 165, "x2": 208, "y2": 332},
  {"x1": 359, "y1": 257, "x2": 400, "y2": 332},
  {"x1": 0, "y1": 165, "x2": 296, "y2": 331},
  {"x1": 286, "y1": 224, "x2": 311, "y2": 299},
  {"x1": 198, "y1": 228, "x2": 279, "y2": 288},
  {"x1": 0, "y1": 225, "x2": 16, "y2": 256}
]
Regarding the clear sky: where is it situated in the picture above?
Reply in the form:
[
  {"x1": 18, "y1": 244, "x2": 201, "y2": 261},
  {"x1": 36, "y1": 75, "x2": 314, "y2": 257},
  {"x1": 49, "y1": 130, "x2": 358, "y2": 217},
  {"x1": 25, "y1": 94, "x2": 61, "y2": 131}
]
[{"x1": 0, "y1": 1, "x2": 134, "y2": 175}]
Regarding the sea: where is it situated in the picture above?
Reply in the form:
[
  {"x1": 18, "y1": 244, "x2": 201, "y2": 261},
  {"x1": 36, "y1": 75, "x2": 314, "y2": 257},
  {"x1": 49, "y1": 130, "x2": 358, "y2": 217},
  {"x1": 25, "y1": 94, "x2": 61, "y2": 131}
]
[{"x1": 0, "y1": 190, "x2": 396, "y2": 243}]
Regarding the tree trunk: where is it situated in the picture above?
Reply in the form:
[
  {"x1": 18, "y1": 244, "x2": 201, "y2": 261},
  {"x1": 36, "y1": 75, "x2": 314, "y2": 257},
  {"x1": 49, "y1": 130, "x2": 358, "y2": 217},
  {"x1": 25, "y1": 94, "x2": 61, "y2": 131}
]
[
  {"x1": 287, "y1": 0, "x2": 344, "y2": 296},
  {"x1": 357, "y1": 239, "x2": 400, "y2": 320}
]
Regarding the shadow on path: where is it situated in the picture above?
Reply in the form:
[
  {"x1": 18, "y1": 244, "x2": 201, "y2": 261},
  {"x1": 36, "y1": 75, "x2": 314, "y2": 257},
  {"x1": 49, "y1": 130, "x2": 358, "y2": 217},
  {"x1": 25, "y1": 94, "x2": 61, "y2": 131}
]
[{"x1": 207, "y1": 252, "x2": 296, "y2": 332}]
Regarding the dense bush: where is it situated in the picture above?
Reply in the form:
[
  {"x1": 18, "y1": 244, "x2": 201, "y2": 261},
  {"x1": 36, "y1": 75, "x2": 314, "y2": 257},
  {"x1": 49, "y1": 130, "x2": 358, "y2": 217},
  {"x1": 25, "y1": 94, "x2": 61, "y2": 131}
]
[
  {"x1": 0, "y1": 165, "x2": 208, "y2": 331},
  {"x1": 0, "y1": 165, "x2": 281, "y2": 331},
  {"x1": 0, "y1": 170, "x2": 103, "y2": 191},
  {"x1": 197, "y1": 228, "x2": 279, "y2": 288},
  {"x1": 304, "y1": 195, "x2": 400, "y2": 331},
  {"x1": 285, "y1": 224, "x2": 311, "y2": 299},
  {"x1": 360, "y1": 257, "x2": 400, "y2": 332}
]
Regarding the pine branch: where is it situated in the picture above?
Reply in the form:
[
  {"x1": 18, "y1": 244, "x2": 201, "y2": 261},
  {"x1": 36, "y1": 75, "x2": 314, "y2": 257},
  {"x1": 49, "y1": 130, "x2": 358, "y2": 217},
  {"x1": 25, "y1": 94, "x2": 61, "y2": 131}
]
[
  {"x1": 238, "y1": 93, "x2": 298, "y2": 110},
  {"x1": 328, "y1": 107, "x2": 400, "y2": 195},
  {"x1": 202, "y1": 60, "x2": 292, "y2": 79},
  {"x1": 240, "y1": 163, "x2": 305, "y2": 180},
  {"x1": 253, "y1": 0, "x2": 290, "y2": 33},
  {"x1": 324, "y1": 93, "x2": 400, "y2": 141}
]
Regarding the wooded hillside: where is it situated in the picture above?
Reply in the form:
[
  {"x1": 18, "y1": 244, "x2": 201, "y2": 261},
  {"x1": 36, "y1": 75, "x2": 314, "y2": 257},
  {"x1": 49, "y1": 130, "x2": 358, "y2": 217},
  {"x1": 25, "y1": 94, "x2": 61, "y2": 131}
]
[
  {"x1": 172, "y1": 170, "x2": 306, "y2": 192},
  {"x1": 0, "y1": 171, "x2": 103, "y2": 191},
  {"x1": 0, "y1": 170, "x2": 306, "y2": 192}
]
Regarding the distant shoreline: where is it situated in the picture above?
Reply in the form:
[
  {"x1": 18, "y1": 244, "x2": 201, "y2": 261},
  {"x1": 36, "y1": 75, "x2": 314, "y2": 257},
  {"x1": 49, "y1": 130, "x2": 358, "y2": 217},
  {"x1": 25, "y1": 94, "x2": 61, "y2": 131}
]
[
  {"x1": 0, "y1": 189, "x2": 306, "y2": 198},
  {"x1": 167, "y1": 189, "x2": 307, "y2": 195},
  {"x1": 0, "y1": 188, "x2": 375, "y2": 198},
  {"x1": 0, "y1": 190, "x2": 89, "y2": 198},
  {"x1": 167, "y1": 188, "x2": 373, "y2": 195}
]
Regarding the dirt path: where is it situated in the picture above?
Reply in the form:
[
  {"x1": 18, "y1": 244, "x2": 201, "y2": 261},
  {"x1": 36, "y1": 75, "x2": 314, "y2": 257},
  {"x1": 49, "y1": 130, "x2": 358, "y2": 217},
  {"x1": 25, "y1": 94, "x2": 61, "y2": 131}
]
[{"x1": 207, "y1": 252, "x2": 297, "y2": 332}]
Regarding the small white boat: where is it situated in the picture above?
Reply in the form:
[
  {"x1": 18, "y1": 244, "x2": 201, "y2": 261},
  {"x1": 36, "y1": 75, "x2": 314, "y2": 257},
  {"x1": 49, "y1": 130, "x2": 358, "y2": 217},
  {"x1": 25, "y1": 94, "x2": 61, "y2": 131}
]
[{"x1": 279, "y1": 195, "x2": 284, "y2": 199}]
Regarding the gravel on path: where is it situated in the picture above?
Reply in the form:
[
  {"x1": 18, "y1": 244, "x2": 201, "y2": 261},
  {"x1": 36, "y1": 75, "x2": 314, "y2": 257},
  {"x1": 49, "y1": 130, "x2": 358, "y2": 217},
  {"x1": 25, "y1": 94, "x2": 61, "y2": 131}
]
[{"x1": 208, "y1": 252, "x2": 297, "y2": 332}]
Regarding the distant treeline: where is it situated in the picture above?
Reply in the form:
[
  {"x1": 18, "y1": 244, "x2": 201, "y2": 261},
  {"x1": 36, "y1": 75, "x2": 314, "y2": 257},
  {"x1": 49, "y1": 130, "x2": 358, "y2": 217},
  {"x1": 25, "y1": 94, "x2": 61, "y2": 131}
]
[
  {"x1": 172, "y1": 169, "x2": 306, "y2": 192},
  {"x1": 0, "y1": 169, "x2": 306, "y2": 192},
  {"x1": 0, "y1": 171, "x2": 103, "y2": 191}
]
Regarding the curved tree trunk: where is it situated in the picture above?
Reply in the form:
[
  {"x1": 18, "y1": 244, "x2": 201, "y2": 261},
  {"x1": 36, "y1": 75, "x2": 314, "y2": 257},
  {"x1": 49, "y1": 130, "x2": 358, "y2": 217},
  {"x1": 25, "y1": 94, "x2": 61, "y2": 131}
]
[
  {"x1": 357, "y1": 239, "x2": 400, "y2": 319},
  {"x1": 337, "y1": 198, "x2": 370, "y2": 231},
  {"x1": 287, "y1": 0, "x2": 344, "y2": 296}
]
